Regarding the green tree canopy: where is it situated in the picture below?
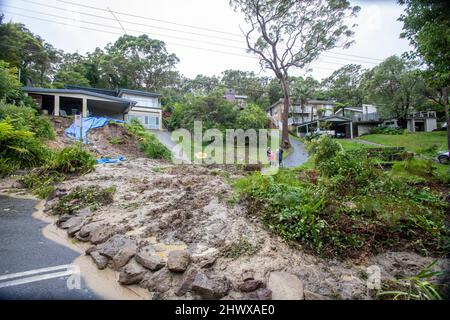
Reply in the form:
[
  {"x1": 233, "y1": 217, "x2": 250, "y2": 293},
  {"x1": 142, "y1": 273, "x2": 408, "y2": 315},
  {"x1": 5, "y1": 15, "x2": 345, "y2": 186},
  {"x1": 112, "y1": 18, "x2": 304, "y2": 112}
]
[
  {"x1": 0, "y1": 22, "x2": 60, "y2": 86},
  {"x1": 363, "y1": 56, "x2": 426, "y2": 127},
  {"x1": 0, "y1": 60, "x2": 21, "y2": 100},
  {"x1": 321, "y1": 64, "x2": 366, "y2": 107}
]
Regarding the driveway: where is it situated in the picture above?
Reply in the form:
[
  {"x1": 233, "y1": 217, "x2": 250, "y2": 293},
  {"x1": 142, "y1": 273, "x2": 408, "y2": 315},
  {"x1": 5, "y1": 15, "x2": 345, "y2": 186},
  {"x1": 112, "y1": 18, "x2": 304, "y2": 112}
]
[
  {"x1": 149, "y1": 130, "x2": 191, "y2": 163},
  {"x1": 283, "y1": 137, "x2": 309, "y2": 168},
  {"x1": 0, "y1": 195, "x2": 99, "y2": 300}
]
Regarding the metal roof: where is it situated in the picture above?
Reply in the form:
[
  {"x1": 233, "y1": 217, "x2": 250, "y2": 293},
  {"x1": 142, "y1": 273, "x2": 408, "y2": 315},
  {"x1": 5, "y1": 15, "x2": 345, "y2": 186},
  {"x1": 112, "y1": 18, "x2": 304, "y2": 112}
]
[
  {"x1": 22, "y1": 87, "x2": 135, "y2": 104},
  {"x1": 118, "y1": 88, "x2": 161, "y2": 98},
  {"x1": 296, "y1": 115, "x2": 352, "y2": 127}
]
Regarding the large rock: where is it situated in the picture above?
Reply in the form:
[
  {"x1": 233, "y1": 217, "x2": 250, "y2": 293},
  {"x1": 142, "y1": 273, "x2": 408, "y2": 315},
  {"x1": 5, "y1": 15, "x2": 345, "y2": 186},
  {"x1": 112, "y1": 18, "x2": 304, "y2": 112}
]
[
  {"x1": 167, "y1": 250, "x2": 190, "y2": 273},
  {"x1": 59, "y1": 216, "x2": 83, "y2": 230},
  {"x1": 142, "y1": 268, "x2": 173, "y2": 293},
  {"x1": 90, "y1": 251, "x2": 109, "y2": 270},
  {"x1": 97, "y1": 234, "x2": 137, "y2": 258},
  {"x1": 118, "y1": 259, "x2": 147, "y2": 285},
  {"x1": 90, "y1": 225, "x2": 116, "y2": 244},
  {"x1": 175, "y1": 267, "x2": 198, "y2": 297},
  {"x1": 268, "y1": 271, "x2": 304, "y2": 300},
  {"x1": 67, "y1": 222, "x2": 83, "y2": 237},
  {"x1": 112, "y1": 246, "x2": 136, "y2": 271},
  {"x1": 135, "y1": 247, "x2": 166, "y2": 271},
  {"x1": 238, "y1": 279, "x2": 264, "y2": 292},
  {"x1": 56, "y1": 214, "x2": 72, "y2": 226},
  {"x1": 191, "y1": 271, "x2": 230, "y2": 299},
  {"x1": 246, "y1": 288, "x2": 272, "y2": 300}
]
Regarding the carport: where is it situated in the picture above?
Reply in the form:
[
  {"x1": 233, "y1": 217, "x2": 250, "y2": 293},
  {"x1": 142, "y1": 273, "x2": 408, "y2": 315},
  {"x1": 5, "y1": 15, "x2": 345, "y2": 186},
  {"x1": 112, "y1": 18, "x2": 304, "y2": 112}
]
[
  {"x1": 296, "y1": 115, "x2": 353, "y2": 139},
  {"x1": 22, "y1": 87, "x2": 134, "y2": 120}
]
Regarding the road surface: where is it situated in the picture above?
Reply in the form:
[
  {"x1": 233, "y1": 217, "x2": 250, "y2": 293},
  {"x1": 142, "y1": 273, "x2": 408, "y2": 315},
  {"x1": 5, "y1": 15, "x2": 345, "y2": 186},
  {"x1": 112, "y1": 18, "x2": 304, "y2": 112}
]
[
  {"x1": 283, "y1": 137, "x2": 309, "y2": 168},
  {"x1": 0, "y1": 195, "x2": 99, "y2": 300}
]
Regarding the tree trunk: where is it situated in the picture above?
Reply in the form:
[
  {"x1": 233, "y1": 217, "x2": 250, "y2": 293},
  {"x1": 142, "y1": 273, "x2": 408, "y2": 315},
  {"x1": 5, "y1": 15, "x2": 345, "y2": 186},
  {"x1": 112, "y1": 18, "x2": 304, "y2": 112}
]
[
  {"x1": 280, "y1": 77, "x2": 290, "y2": 148},
  {"x1": 443, "y1": 86, "x2": 450, "y2": 151}
]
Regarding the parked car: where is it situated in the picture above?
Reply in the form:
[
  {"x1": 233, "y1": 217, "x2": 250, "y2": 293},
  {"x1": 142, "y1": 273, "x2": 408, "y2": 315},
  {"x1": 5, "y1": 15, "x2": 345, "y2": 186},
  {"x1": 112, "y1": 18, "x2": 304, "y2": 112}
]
[{"x1": 437, "y1": 151, "x2": 449, "y2": 164}]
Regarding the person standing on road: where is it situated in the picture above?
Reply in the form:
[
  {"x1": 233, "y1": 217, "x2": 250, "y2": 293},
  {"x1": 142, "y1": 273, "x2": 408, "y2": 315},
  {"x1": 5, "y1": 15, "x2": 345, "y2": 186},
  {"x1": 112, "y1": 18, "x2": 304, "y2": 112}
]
[{"x1": 278, "y1": 148, "x2": 284, "y2": 167}]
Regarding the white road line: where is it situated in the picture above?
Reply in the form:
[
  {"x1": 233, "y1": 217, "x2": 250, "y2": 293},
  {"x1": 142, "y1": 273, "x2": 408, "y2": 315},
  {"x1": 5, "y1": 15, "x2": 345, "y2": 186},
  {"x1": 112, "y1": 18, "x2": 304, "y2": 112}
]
[{"x1": 0, "y1": 265, "x2": 79, "y2": 288}]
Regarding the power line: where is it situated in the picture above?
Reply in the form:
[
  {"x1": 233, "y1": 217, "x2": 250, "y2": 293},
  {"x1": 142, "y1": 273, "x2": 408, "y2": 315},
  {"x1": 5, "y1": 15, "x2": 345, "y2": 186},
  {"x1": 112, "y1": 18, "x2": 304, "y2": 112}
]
[
  {"x1": 3, "y1": 7, "x2": 378, "y2": 69},
  {"x1": 3, "y1": 9, "x2": 346, "y2": 72},
  {"x1": 2, "y1": 6, "x2": 246, "y2": 51},
  {"x1": 13, "y1": 0, "x2": 384, "y2": 64},
  {"x1": 54, "y1": 0, "x2": 385, "y2": 62},
  {"x1": 57, "y1": 0, "x2": 245, "y2": 38},
  {"x1": 16, "y1": 0, "x2": 246, "y2": 44}
]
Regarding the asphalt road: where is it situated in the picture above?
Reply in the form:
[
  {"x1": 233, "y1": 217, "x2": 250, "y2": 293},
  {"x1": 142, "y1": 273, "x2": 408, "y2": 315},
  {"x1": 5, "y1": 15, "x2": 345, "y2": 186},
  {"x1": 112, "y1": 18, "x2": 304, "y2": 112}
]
[
  {"x1": 283, "y1": 137, "x2": 308, "y2": 168},
  {"x1": 0, "y1": 195, "x2": 99, "y2": 300}
]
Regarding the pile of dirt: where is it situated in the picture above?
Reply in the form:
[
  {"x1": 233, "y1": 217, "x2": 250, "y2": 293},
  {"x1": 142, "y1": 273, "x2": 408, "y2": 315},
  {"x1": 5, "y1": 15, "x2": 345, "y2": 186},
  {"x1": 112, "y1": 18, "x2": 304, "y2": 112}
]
[
  {"x1": 47, "y1": 116, "x2": 144, "y2": 159},
  {"x1": 36, "y1": 158, "x2": 448, "y2": 300}
]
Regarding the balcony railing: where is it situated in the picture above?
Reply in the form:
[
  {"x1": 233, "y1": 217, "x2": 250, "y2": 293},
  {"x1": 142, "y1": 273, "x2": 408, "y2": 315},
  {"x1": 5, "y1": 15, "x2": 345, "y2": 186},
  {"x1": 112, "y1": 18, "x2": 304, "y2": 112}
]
[
  {"x1": 352, "y1": 113, "x2": 380, "y2": 122},
  {"x1": 408, "y1": 111, "x2": 436, "y2": 118}
]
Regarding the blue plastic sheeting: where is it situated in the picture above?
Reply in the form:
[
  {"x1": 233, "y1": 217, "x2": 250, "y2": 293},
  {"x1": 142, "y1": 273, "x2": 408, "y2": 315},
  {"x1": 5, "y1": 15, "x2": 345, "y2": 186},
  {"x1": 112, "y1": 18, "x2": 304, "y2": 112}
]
[
  {"x1": 96, "y1": 156, "x2": 126, "y2": 164},
  {"x1": 65, "y1": 117, "x2": 125, "y2": 143}
]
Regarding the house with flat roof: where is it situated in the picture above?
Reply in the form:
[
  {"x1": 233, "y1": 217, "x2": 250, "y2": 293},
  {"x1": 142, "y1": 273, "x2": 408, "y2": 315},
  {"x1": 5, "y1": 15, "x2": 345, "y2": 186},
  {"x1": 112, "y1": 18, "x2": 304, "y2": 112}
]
[{"x1": 22, "y1": 85, "x2": 163, "y2": 130}]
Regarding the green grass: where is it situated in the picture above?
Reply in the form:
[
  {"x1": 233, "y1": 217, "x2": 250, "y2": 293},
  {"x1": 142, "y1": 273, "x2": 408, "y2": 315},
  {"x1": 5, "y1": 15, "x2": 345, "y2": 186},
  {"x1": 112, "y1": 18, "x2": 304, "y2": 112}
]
[
  {"x1": 357, "y1": 131, "x2": 447, "y2": 153},
  {"x1": 338, "y1": 139, "x2": 377, "y2": 151}
]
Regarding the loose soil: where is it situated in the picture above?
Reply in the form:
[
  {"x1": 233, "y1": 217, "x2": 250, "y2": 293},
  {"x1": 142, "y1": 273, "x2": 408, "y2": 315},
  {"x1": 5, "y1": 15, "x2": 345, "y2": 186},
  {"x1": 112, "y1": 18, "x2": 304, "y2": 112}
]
[{"x1": 1, "y1": 120, "x2": 448, "y2": 300}]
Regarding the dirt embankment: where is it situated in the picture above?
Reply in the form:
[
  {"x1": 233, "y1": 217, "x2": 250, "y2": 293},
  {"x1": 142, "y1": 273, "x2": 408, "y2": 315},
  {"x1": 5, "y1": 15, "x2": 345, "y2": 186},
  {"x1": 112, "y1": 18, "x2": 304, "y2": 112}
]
[
  {"x1": 5, "y1": 118, "x2": 446, "y2": 300},
  {"x1": 47, "y1": 116, "x2": 144, "y2": 159},
  {"x1": 14, "y1": 157, "x2": 445, "y2": 300}
]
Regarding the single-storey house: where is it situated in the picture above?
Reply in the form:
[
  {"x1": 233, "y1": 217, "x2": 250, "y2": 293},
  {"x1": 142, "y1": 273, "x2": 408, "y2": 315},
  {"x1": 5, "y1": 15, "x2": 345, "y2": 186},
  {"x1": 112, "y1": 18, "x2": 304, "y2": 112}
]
[{"x1": 22, "y1": 85, "x2": 163, "y2": 130}]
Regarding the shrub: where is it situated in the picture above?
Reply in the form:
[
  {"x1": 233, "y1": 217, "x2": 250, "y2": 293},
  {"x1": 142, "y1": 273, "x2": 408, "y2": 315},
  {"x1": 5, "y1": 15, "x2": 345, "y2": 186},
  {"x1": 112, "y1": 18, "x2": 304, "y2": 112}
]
[
  {"x1": 0, "y1": 60, "x2": 21, "y2": 101},
  {"x1": 124, "y1": 119, "x2": 172, "y2": 160},
  {"x1": 305, "y1": 135, "x2": 342, "y2": 167},
  {"x1": 46, "y1": 145, "x2": 96, "y2": 174},
  {"x1": 392, "y1": 158, "x2": 434, "y2": 178},
  {"x1": 19, "y1": 169, "x2": 65, "y2": 199},
  {"x1": 0, "y1": 102, "x2": 55, "y2": 140},
  {"x1": 52, "y1": 185, "x2": 116, "y2": 215},
  {"x1": 0, "y1": 119, "x2": 51, "y2": 176},
  {"x1": 369, "y1": 126, "x2": 403, "y2": 135}
]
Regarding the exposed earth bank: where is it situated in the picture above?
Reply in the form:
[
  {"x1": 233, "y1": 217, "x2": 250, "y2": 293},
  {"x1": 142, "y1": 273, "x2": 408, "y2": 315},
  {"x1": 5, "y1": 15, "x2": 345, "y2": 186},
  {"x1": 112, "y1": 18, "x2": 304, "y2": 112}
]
[{"x1": 2, "y1": 157, "x2": 447, "y2": 300}]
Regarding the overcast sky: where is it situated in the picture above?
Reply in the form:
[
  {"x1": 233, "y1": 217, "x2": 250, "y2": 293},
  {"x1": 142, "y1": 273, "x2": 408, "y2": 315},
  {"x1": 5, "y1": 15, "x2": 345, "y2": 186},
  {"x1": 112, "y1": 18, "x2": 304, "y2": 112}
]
[{"x1": 0, "y1": 0, "x2": 412, "y2": 81}]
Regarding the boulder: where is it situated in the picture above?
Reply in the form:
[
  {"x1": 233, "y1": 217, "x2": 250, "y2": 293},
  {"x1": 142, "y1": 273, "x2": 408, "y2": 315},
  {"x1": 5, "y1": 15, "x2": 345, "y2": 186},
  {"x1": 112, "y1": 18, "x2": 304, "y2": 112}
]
[
  {"x1": 135, "y1": 249, "x2": 166, "y2": 271},
  {"x1": 238, "y1": 279, "x2": 264, "y2": 292},
  {"x1": 90, "y1": 225, "x2": 116, "y2": 244},
  {"x1": 191, "y1": 271, "x2": 230, "y2": 299},
  {"x1": 90, "y1": 251, "x2": 109, "y2": 270},
  {"x1": 56, "y1": 214, "x2": 72, "y2": 226},
  {"x1": 67, "y1": 223, "x2": 83, "y2": 237},
  {"x1": 85, "y1": 246, "x2": 97, "y2": 255},
  {"x1": 167, "y1": 250, "x2": 191, "y2": 273},
  {"x1": 59, "y1": 216, "x2": 83, "y2": 230},
  {"x1": 112, "y1": 246, "x2": 136, "y2": 271},
  {"x1": 76, "y1": 222, "x2": 104, "y2": 241},
  {"x1": 175, "y1": 267, "x2": 198, "y2": 297},
  {"x1": 97, "y1": 234, "x2": 137, "y2": 258},
  {"x1": 118, "y1": 259, "x2": 147, "y2": 285},
  {"x1": 77, "y1": 207, "x2": 92, "y2": 217},
  {"x1": 247, "y1": 288, "x2": 272, "y2": 300},
  {"x1": 141, "y1": 268, "x2": 173, "y2": 293},
  {"x1": 267, "y1": 271, "x2": 304, "y2": 300}
]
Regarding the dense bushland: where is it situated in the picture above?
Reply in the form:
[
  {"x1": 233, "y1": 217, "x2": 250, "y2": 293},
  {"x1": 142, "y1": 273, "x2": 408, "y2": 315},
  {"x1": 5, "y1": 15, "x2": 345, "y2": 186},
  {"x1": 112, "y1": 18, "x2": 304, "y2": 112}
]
[{"x1": 234, "y1": 135, "x2": 449, "y2": 258}]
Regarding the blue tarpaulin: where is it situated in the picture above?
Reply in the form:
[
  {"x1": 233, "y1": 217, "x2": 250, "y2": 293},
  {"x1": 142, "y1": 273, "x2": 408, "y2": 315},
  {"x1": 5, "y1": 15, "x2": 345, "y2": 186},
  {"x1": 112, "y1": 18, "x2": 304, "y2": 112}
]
[
  {"x1": 96, "y1": 156, "x2": 126, "y2": 164},
  {"x1": 65, "y1": 117, "x2": 125, "y2": 143}
]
